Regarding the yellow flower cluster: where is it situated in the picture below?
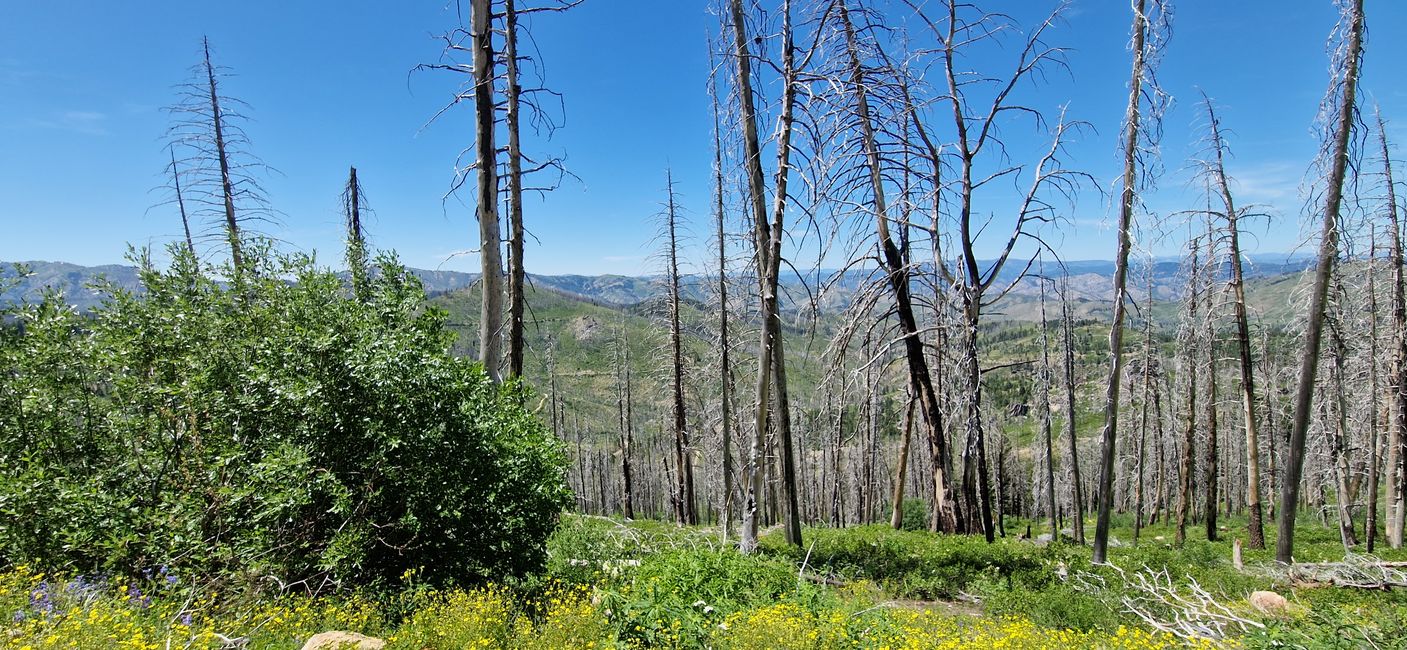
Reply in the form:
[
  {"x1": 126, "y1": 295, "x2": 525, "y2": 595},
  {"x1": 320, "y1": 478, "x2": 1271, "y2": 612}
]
[
  {"x1": 710, "y1": 603, "x2": 1233, "y2": 650},
  {"x1": 1, "y1": 567, "x2": 380, "y2": 650},
  {"x1": 1, "y1": 568, "x2": 1235, "y2": 649}
]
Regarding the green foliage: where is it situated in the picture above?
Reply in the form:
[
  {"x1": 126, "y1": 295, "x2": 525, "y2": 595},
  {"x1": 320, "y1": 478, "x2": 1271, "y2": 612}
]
[
  {"x1": 0, "y1": 246, "x2": 570, "y2": 588},
  {"x1": 762, "y1": 526, "x2": 1049, "y2": 600},
  {"x1": 898, "y1": 498, "x2": 930, "y2": 532},
  {"x1": 597, "y1": 548, "x2": 833, "y2": 647}
]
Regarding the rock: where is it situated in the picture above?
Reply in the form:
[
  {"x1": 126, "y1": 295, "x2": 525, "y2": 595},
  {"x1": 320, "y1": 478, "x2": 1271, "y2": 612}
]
[
  {"x1": 301, "y1": 631, "x2": 386, "y2": 650},
  {"x1": 1249, "y1": 590, "x2": 1289, "y2": 616}
]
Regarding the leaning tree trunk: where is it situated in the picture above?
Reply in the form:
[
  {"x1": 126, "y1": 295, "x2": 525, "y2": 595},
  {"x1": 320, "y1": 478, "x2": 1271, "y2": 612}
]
[
  {"x1": 838, "y1": 0, "x2": 957, "y2": 536},
  {"x1": 1093, "y1": 0, "x2": 1150, "y2": 564},
  {"x1": 1277, "y1": 0, "x2": 1364, "y2": 564},
  {"x1": 731, "y1": 0, "x2": 802, "y2": 552},
  {"x1": 202, "y1": 37, "x2": 243, "y2": 273}
]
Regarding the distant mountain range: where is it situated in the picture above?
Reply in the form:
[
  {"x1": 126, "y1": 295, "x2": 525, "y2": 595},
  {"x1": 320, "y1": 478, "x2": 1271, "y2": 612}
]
[{"x1": 0, "y1": 254, "x2": 1316, "y2": 313}]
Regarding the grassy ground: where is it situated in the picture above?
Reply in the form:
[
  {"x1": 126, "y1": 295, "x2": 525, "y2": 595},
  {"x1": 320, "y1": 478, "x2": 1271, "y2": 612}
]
[{"x1": 4, "y1": 514, "x2": 1404, "y2": 649}]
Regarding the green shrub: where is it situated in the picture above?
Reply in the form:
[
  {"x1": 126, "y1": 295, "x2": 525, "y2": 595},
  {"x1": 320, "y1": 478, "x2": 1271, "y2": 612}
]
[
  {"x1": 0, "y1": 246, "x2": 571, "y2": 588},
  {"x1": 898, "y1": 498, "x2": 930, "y2": 532},
  {"x1": 597, "y1": 548, "x2": 832, "y2": 647}
]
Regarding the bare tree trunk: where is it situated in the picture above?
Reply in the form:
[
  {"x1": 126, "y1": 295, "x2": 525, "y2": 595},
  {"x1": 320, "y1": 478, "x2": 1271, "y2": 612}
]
[
  {"x1": 1134, "y1": 270, "x2": 1154, "y2": 543},
  {"x1": 504, "y1": 0, "x2": 526, "y2": 380},
  {"x1": 838, "y1": 0, "x2": 957, "y2": 535},
  {"x1": 1329, "y1": 299, "x2": 1359, "y2": 549},
  {"x1": 892, "y1": 394, "x2": 916, "y2": 529},
  {"x1": 201, "y1": 37, "x2": 243, "y2": 273},
  {"x1": 343, "y1": 166, "x2": 370, "y2": 301},
  {"x1": 470, "y1": 0, "x2": 503, "y2": 383},
  {"x1": 731, "y1": 0, "x2": 802, "y2": 551},
  {"x1": 1093, "y1": 0, "x2": 1150, "y2": 564},
  {"x1": 1040, "y1": 278, "x2": 1060, "y2": 541},
  {"x1": 1367, "y1": 233, "x2": 1382, "y2": 551},
  {"x1": 1176, "y1": 237, "x2": 1201, "y2": 547},
  {"x1": 662, "y1": 170, "x2": 697, "y2": 525},
  {"x1": 1379, "y1": 110, "x2": 1407, "y2": 549},
  {"x1": 1202, "y1": 98, "x2": 1266, "y2": 548},
  {"x1": 1277, "y1": 0, "x2": 1364, "y2": 564},
  {"x1": 1203, "y1": 227, "x2": 1220, "y2": 543},
  {"x1": 1061, "y1": 276, "x2": 1086, "y2": 544},
  {"x1": 617, "y1": 320, "x2": 635, "y2": 519},
  {"x1": 711, "y1": 74, "x2": 736, "y2": 539},
  {"x1": 168, "y1": 146, "x2": 196, "y2": 260}
]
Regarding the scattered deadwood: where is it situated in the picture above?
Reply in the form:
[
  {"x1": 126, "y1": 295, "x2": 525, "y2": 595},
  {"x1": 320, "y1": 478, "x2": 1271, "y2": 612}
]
[{"x1": 1281, "y1": 556, "x2": 1407, "y2": 590}]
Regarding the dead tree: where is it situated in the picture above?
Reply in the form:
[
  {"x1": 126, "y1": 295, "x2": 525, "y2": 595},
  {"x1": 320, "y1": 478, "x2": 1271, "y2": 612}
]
[
  {"x1": 727, "y1": 0, "x2": 808, "y2": 551},
  {"x1": 1378, "y1": 110, "x2": 1407, "y2": 549},
  {"x1": 164, "y1": 37, "x2": 274, "y2": 274},
  {"x1": 1175, "y1": 234, "x2": 1202, "y2": 547},
  {"x1": 828, "y1": 0, "x2": 959, "y2": 534},
  {"x1": 657, "y1": 170, "x2": 697, "y2": 525},
  {"x1": 1061, "y1": 273, "x2": 1086, "y2": 544},
  {"x1": 1278, "y1": 0, "x2": 1365, "y2": 564},
  {"x1": 1199, "y1": 96, "x2": 1267, "y2": 549},
  {"x1": 164, "y1": 145, "x2": 196, "y2": 259},
  {"x1": 1094, "y1": 0, "x2": 1169, "y2": 564},
  {"x1": 1202, "y1": 223, "x2": 1220, "y2": 543},
  {"x1": 906, "y1": 0, "x2": 1087, "y2": 541},
  {"x1": 710, "y1": 55, "x2": 737, "y2": 540},
  {"x1": 342, "y1": 166, "x2": 370, "y2": 301},
  {"x1": 1039, "y1": 272, "x2": 1060, "y2": 541},
  {"x1": 615, "y1": 317, "x2": 636, "y2": 519}
]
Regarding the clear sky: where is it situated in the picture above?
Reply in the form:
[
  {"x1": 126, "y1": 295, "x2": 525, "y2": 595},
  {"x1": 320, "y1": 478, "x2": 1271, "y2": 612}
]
[{"x1": 2, "y1": 1, "x2": 1405, "y2": 276}]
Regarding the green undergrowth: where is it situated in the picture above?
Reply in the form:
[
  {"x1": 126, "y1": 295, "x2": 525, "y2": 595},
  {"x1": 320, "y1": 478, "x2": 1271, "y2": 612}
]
[{"x1": 7, "y1": 513, "x2": 1407, "y2": 648}]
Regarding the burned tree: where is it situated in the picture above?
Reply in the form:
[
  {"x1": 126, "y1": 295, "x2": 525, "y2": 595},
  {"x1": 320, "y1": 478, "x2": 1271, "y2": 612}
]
[
  {"x1": 1093, "y1": 0, "x2": 1170, "y2": 564},
  {"x1": 164, "y1": 36, "x2": 275, "y2": 273},
  {"x1": 1277, "y1": 0, "x2": 1365, "y2": 564}
]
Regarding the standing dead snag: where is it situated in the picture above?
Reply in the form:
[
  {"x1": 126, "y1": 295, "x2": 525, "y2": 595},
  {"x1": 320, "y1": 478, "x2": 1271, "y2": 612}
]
[
  {"x1": 163, "y1": 36, "x2": 274, "y2": 274},
  {"x1": 504, "y1": 0, "x2": 526, "y2": 380},
  {"x1": 1094, "y1": 0, "x2": 1169, "y2": 564},
  {"x1": 726, "y1": 0, "x2": 807, "y2": 552},
  {"x1": 1061, "y1": 273, "x2": 1086, "y2": 544},
  {"x1": 1199, "y1": 96, "x2": 1267, "y2": 549},
  {"x1": 165, "y1": 145, "x2": 196, "y2": 260},
  {"x1": 343, "y1": 166, "x2": 370, "y2": 301},
  {"x1": 829, "y1": 0, "x2": 959, "y2": 534},
  {"x1": 469, "y1": 0, "x2": 504, "y2": 382},
  {"x1": 1378, "y1": 110, "x2": 1407, "y2": 550},
  {"x1": 904, "y1": 0, "x2": 1089, "y2": 541},
  {"x1": 709, "y1": 52, "x2": 737, "y2": 539},
  {"x1": 1277, "y1": 0, "x2": 1365, "y2": 564},
  {"x1": 658, "y1": 170, "x2": 697, "y2": 525}
]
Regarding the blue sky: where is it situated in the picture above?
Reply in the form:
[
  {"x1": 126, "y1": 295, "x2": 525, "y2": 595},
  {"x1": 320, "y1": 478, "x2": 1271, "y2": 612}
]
[{"x1": 2, "y1": 1, "x2": 1405, "y2": 276}]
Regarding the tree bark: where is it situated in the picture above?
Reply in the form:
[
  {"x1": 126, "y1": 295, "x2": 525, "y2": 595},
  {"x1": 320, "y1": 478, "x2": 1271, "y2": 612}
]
[
  {"x1": 470, "y1": 0, "x2": 503, "y2": 383},
  {"x1": 1093, "y1": 0, "x2": 1149, "y2": 564},
  {"x1": 202, "y1": 37, "x2": 243, "y2": 273},
  {"x1": 1277, "y1": 0, "x2": 1361, "y2": 562},
  {"x1": 504, "y1": 0, "x2": 527, "y2": 380},
  {"x1": 1277, "y1": 0, "x2": 1363, "y2": 564},
  {"x1": 1061, "y1": 276, "x2": 1086, "y2": 544}
]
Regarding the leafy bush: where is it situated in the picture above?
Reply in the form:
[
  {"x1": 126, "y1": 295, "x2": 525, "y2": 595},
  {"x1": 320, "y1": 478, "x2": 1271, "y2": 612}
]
[
  {"x1": 0, "y1": 247, "x2": 571, "y2": 588},
  {"x1": 597, "y1": 548, "x2": 832, "y2": 647},
  {"x1": 898, "y1": 498, "x2": 930, "y2": 532}
]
